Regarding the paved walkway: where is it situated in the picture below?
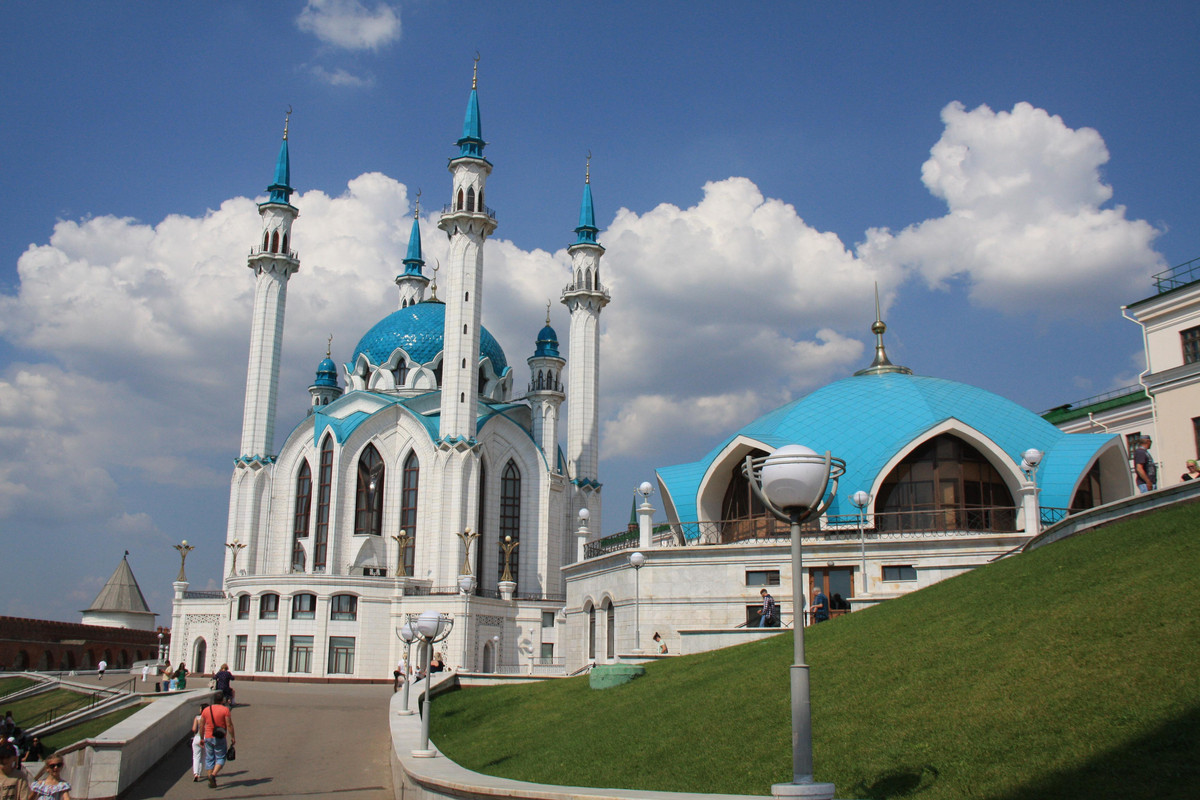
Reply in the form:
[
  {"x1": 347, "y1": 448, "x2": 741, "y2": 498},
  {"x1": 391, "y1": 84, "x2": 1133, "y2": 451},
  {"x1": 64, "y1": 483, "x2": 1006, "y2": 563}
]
[{"x1": 122, "y1": 682, "x2": 395, "y2": 799}]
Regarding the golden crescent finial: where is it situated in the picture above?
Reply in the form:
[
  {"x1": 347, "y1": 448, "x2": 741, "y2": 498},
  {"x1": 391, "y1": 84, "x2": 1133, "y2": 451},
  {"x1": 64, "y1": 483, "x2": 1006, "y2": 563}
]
[
  {"x1": 472, "y1": 52, "x2": 480, "y2": 89},
  {"x1": 414, "y1": 187, "x2": 421, "y2": 217},
  {"x1": 585, "y1": 151, "x2": 592, "y2": 184},
  {"x1": 284, "y1": 106, "x2": 292, "y2": 140},
  {"x1": 326, "y1": 333, "x2": 333, "y2": 358},
  {"x1": 431, "y1": 258, "x2": 441, "y2": 301},
  {"x1": 546, "y1": 300, "x2": 552, "y2": 325}
]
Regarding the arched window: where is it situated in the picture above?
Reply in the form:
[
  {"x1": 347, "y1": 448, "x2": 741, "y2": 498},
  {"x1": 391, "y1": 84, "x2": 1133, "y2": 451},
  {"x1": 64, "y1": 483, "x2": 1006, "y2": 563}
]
[
  {"x1": 263, "y1": 232, "x2": 270, "y2": 251},
  {"x1": 586, "y1": 268, "x2": 594, "y2": 290},
  {"x1": 478, "y1": 189, "x2": 484, "y2": 210},
  {"x1": 457, "y1": 189, "x2": 464, "y2": 210},
  {"x1": 400, "y1": 451, "x2": 419, "y2": 576},
  {"x1": 355, "y1": 444, "x2": 385, "y2": 536},
  {"x1": 719, "y1": 448, "x2": 773, "y2": 542},
  {"x1": 587, "y1": 604, "x2": 596, "y2": 660},
  {"x1": 259, "y1": 593, "x2": 279, "y2": 619},
  {"x1": 291, "y1": 460, "x2": 312, "y2": 572},
  {"x1": 604, "y1": 599, "x2": 615, "y2": 659},
  {"x1": 466, "y1": 186, "x2": 476, "y2": 212},
  {"x1": 281, "y1": 233, "x2": 288, "y2": 253},
  {"x1": 876, "y1": 434, "x2": 1016, "y2": 532},
  {"x1": 392, "y1": 359, "x2": 408, "y2": 389},
  {"x1": 314, "y1": 436, "x2": 333, "y2": 570},
  {"x1": 291, "y1": 593, "x2": 316, "y2": 619},
  {"x1": 330, "y1": 594, "x2": 358, "y2": 620},
  {"x1": 271, "y1": 231, "x2": 280, "y2": 253},
  {"x1": 498, "y1": 460, "x2": 521, "y2": 585}
]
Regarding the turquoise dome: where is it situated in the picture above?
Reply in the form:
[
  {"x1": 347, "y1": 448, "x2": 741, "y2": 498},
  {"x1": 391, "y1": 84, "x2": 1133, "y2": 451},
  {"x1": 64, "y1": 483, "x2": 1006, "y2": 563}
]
[
  {"x1": 533, "y1": 324, "x2": 560, "y2": 358},
  {"x1": 657, "y1": 372, "x2": 1118, "y2": 523},
  {"x1": 312, "y1": 357, "x2": 339, "y2": 388},
  {"x1": 350, "y1": 301, "x2": 508, "y2": 374}
]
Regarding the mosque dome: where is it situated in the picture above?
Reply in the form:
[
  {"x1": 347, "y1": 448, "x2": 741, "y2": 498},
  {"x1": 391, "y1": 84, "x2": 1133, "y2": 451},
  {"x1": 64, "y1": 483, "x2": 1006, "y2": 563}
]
[
  {"x1": 350, "y1": 301, "x2": 509, "y2": 373},
  {"x1": 657, "y1": 371, "x2": 1126, "y2": 524},
  {"x1": 533, "y1": 323, "x2": 561, "y2": 358},
  {"x1": 312, "y1": 357, "x2": 339, "y2": 388}
]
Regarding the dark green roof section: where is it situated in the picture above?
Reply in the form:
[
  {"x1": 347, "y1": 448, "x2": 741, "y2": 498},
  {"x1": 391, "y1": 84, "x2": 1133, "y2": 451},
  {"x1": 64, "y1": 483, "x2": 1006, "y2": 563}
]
[{"x1": 1041, "y1": 385, "x2": 1148, "y2": 425}]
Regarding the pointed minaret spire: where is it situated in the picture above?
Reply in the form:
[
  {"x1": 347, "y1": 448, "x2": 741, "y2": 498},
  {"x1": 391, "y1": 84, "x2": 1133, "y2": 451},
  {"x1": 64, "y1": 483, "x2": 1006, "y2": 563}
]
[
  {"x1": 396, "y1": 190, "x2": 430, "y2": 308},
  {"x1": 457, "y1": 53, "x2": 486, "y2": 159},
  {"x1": 575, "y1": 152, "x2": 599, "y2": 245},
  {"x1": 267, "y1": 107, "x2": 294, "y2": 206},
  {"x1": 854, "y1": 283, "x2": 912, "y2": 376}
]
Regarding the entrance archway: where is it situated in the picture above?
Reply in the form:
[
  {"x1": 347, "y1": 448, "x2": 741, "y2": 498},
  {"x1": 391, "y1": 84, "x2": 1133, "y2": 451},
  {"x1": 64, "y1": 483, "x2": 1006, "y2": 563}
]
[{"x1": 193, "y1": 638, "x2": 208, "y2": 674}]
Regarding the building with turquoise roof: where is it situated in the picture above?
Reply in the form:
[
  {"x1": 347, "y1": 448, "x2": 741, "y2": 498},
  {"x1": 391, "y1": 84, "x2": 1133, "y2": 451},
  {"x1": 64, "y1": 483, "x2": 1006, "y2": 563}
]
[{"x1": 171, "y1": 65, "x2": 610, "y2": 680}]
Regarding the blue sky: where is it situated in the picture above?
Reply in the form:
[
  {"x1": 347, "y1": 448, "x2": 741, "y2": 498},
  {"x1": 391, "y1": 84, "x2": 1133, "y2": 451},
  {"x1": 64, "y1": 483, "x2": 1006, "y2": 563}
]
[{"x1": 2, "y1": 1, "x2": 1197, "y2": 623}]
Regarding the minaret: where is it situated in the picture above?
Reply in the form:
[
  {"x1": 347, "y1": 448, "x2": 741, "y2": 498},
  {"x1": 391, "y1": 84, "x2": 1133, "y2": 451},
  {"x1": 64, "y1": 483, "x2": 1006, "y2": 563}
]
[
  {"x1": 309, "y1": 336, "x2": 342, "y2": 413},
  {"x1": 561, "y1": 156, "x2": 610, "y2": 530},
  {"x1": 437, "y1": 58, "x2": 497, "y2": 445},
  {"x1": 396, "y1": 191, "x2": 430, "y2": 309},
  {"x1": 239, "y1": 111, "x2": 300, "y2": 460},
  {"x1": 527, "y1": 304, "x2": 566, "y2": 464}
]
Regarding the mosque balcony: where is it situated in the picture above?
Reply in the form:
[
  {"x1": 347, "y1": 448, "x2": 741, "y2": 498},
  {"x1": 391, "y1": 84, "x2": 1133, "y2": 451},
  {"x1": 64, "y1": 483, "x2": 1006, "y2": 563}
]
[
  {"x1": 249, "y1": 246, "x2": 300, "y2": 261},
  {"x1": 561, "y1": 282, "x2": 611, "y2": 302},
  {"x1": 584, "y1": 506, "x2": 1071, "y2": 556},
  {"x1": 1152, "y1": 255, "x2": 1200, "y2": 294},
  {"x1": 441, "y1": 202, "x2": 497, "y2": 221},
  {"x1": 402, "y1": 584, "x2": 564, "y2": 603}
]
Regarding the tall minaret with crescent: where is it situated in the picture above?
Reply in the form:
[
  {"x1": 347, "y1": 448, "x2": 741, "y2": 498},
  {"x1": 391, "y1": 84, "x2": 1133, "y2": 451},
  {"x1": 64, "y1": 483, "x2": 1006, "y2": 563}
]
[
  {"x1": 561, "y1": 156, "x2": 609, "y2": 532},
  {"x1": 239, "y1": 110, "x2": 300, "y2": 460},
  {"x1": 438, "y1": 58, "x2": 497, "y2": 444}
]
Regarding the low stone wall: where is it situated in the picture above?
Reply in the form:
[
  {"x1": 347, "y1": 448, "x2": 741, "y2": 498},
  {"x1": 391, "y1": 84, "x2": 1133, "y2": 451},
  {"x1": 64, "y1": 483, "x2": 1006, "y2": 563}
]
[
  {"x1": 677, "y1": 627, "x2": 786, "y2": 655},
  {"x1": 52, "y1": 688, "x2": 219, "y2": 799},
  {"x1": 388, "y1": 681, "x2": 774, "y2": 800},
  {"x1": 1023, "y1": 479, "x2": 1200, "y2": 553}
]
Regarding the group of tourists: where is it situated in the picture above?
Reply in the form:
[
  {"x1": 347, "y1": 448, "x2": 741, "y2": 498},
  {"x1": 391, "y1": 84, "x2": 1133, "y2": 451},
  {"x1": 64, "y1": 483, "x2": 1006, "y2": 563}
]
[
  {"x1": 757, "y1": 586, "x2": 851, "y2": 628},
  {"x1": 1, "y1": 732, "x2": 68, "y2": 799}
]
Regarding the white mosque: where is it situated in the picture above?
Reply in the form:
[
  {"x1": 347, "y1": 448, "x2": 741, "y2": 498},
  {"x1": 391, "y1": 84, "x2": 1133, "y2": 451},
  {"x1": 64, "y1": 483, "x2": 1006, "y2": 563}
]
[{"x1": 170, "y1": 68, "x2": 607, "y2": 679}]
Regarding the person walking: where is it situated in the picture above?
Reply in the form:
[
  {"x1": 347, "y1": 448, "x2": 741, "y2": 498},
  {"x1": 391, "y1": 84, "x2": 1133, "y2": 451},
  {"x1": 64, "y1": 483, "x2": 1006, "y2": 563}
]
[
  {"x1": 95, "y1": 660, "x2": 106, "y2": 681},
  {"x1": 189, "y1": 704, "x2": 207, "y2": 782},
  {"x1": 1134, "y1": 436, "x2": 1156, "y2": 493},
  {"x1": 393, "y1": 657, "x2": 406, "y2": 693},
  {"x1": 173, "y1": 663, "x2": 188, "y2": 691},
  {"x1": 213, "y1": 664, "x2": 234, "y2": 706},
  {"x1": 0, "y1": 741, "x2": 31, "y2": 800},
  {"x1": 201, "y1": 701, "x2": 235, "y2": 788},
  {"x1": 812, "y1": 587, "x2": 830, "y2": 623},
  {"x1": 757, "y1": 589, "x2": 777, "y2": 627}
]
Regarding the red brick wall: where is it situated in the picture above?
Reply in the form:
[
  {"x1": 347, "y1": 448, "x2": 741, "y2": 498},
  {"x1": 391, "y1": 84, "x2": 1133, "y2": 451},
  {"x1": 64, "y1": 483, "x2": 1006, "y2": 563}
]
[{"x1": 0, "y1": 616, "x2": 169, "y2": 671}]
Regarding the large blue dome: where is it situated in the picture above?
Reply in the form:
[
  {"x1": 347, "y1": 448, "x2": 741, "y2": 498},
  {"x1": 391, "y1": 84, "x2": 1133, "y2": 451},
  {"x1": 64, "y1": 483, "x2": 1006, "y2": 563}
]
[
  {"x1": 350, "y1": 301, "x2": 508, "y2": 373},
  {"x1": 657, "y1": 372, "x2": 1119, "y2": 523}
]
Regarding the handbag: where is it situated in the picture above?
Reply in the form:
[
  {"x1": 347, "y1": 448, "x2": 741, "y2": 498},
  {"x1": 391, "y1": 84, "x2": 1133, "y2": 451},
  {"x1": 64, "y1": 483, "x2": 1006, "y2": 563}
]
[{"x1": 226, "y1": 745, "x2": 237, "y2": 761}]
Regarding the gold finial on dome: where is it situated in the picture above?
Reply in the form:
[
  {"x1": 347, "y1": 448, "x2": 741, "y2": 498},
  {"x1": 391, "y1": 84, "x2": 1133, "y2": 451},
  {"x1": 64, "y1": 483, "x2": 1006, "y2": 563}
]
[
  {"x1": 854, "y1": 283, "x2": 912, "y2": 376},
  {"x1": 283, "y1": 106, "x2": 292, "y2": 140},
  {"x1": 326, "y1": 333, "x2": 333, "y2": 358},
  {"x1": 546, "y1": 299, "x2": 552, "y2": 325},
  {"x1": 413, "y1": 187, "x2": 421, "y2": 217},
  {"x1": 430, "y1": 258, "x2": 440, "y2": 301},
  {"x1": 585, "y1": 150, "x2": 591, "y2": 184},
  {"x1": 472, "y1": 52, "x2": 480, "y2": 89}
]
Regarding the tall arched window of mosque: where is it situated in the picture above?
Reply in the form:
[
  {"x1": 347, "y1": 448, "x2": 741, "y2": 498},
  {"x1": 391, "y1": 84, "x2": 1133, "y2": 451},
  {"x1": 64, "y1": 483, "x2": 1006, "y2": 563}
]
[
  {"x1": 314, "y1": 437, "x2": 333, "y2": 570},
  {"x1": 400, "y1": 451, "x2": 419, "y2": 576},
  {"x1": 354, "y1": 444, "x2": 385, "y2": 536},
  {"x1": 499, "y1": 460, "x2": 521, "y2": 586},
  {"x1": 466, "y1": 187, "x2": 476, "y2": 212},
  {"x1": 291, "y1": 460, "x2": 312, "y2": 572}
]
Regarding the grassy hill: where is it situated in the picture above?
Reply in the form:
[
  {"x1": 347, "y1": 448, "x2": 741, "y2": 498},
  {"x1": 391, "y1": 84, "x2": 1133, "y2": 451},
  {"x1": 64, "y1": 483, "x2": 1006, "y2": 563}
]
[{"x1": 431, "y1": 501, "x2": 1200, "y2": 799}]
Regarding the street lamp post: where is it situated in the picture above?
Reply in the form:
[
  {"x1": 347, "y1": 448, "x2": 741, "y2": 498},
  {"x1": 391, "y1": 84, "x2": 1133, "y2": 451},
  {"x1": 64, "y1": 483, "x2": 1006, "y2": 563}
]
[
  {"x1": 743, "y1": 445, "x2": 844, "y2": 800},
  {"x1": 412, "y1": 610, "x2": 454, "y2": 757},
  {"x1": 628, "y1": 551, "x2": 645, "y2": 653},
  {"x1": 628, "y1": 554, "x2": 648, "y2": 652},
  {"x1": 1021, "y1": 448, "x2": 1044, "y2": 536},
  {"x1": 225, "y1": 540, "x2": 246, "y2": 577},
  {"x1": 395, "y1": 620, "x2": 418, "y2": 716},
  {"x1": 172, "y1": 540, "x2": 194, "y2": 582},
  {"x1": 390, "y1": 530, "x2": 412, "y2": 578},
  {"x1": 851, "y1": 491, "x2": 871, "y2": 596}
]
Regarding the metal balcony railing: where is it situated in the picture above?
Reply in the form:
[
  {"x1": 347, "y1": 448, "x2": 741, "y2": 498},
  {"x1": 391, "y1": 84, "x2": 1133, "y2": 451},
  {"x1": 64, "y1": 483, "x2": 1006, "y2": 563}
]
[{"x1": 1152, "y1": 255, "x2": 1200, "y2": 294}]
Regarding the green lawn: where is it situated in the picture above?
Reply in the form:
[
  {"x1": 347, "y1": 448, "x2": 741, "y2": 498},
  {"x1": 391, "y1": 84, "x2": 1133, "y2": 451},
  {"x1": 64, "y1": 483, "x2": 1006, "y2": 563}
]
[
  {"x1": 431, "y1": 501, "x2": 1200, "y2": 800},
  {"x1": 4, "y1": 689, "x2": 93, "y2": 732},
  {"x1": 41, "y1": 704, "x2": 146, "y2": 754},
  {"x1": 0, "y1": 677, "x2": 37, "y2": 698}
]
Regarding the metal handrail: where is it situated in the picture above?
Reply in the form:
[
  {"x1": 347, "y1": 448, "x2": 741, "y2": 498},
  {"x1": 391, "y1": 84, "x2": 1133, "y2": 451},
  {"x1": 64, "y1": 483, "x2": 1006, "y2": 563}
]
[{"x1": 1152, "y1": 255, "x2": 1200, "y2": 294}]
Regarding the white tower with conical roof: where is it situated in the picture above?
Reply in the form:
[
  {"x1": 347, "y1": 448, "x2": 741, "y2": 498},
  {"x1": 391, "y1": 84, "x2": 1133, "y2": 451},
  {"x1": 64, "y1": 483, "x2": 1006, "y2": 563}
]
[
  {"x1": 527, "y1": 306, "x2": 566, "y2": 463},
  {"x1": 561, "y1": 160, "x2": 609, "y2": 533},
  {"x1": 240, "y1": 112, "x2": 300, "y2": 460},
  {"x1": 438, "y1": 60, "x2": 497, "y2": 446},
  {"x1": 396, "y1": 194, "x2": 430, "y2": 309}
]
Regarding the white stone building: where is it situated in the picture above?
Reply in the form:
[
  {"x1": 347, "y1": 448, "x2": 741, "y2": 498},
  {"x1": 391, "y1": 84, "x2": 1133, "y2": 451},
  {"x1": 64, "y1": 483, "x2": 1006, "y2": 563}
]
[{"x1": 170, "y1": 73, "x2": 607, "y2": 679}]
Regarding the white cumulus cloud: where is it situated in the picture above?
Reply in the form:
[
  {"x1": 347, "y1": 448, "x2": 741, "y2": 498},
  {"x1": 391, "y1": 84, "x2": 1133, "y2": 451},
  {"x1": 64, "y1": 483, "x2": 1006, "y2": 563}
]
[
  {"x1": 296, "y1": 0, "x2": 400, "y2": 51},
  {"x1": 858, "y1": 101, "x2": 1164, "y2": 316}
]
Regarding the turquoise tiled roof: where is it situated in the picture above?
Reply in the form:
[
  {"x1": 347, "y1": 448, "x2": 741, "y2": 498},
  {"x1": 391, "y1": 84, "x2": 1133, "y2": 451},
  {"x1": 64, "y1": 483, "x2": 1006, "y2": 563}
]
[
  {"x1": 657, "y1": 372, "x2": 1119, "y2": 523},
  {"x1": 350, "y1": 301, "x2": 508, "y2": 373}
]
